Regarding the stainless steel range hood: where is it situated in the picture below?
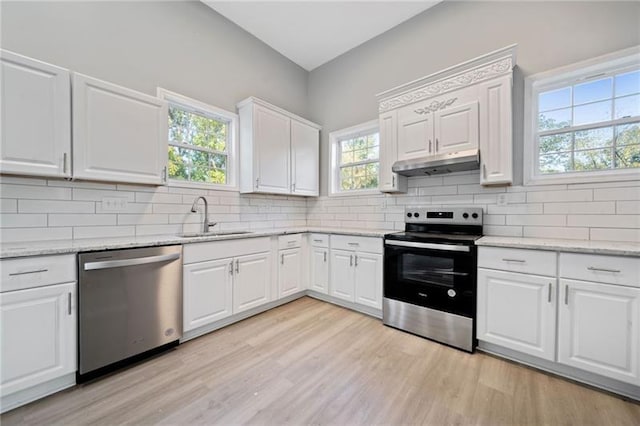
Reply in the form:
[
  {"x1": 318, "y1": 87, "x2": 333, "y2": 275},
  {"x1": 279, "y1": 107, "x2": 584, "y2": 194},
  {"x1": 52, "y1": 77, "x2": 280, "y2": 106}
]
[{"x1": 392, "y1": 149, "x2": 480, "y2": 176}]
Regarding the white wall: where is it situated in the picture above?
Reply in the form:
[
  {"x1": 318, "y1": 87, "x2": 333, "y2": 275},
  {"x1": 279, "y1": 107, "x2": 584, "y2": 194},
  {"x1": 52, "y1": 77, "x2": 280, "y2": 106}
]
[
  {"x1": 306, "y1": 1, "x2": 640, "y2": 242},
  {"x1": 0, "y1": 0, "x2": 309, "y2": 116}
]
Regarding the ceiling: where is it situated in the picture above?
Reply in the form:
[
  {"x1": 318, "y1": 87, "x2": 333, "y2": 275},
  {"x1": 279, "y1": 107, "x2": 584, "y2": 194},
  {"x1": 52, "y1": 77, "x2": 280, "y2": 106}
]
[{"x1": 203, "y1": 1, "x2": 441, "y2": 71}]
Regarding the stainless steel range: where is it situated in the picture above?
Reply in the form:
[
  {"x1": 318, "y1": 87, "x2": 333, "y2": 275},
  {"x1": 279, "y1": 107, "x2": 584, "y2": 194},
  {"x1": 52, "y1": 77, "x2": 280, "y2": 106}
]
[{"x1": 383, "y1": 207, "x2": 483, "y2": 352}]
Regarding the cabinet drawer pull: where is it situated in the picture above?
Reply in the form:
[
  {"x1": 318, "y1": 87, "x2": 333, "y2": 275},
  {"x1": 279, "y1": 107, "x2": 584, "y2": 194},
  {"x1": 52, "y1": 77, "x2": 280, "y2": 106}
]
[
  {"x1": 564, "y1": 285, "x2": 569, "y2": 305},
  {"x1": 392, "y1": 175, "x2": 395, "y2": 187},
  {"x1": 313, "y1": 239, "x2": 323, "y2": 243},
  {"x1": 68, "y1": 292, "x2": 72, "y2": 315},
  {"x1": 348, "y1": 242, "x2": 359, "y2": 247},
  {"x1": 323, "y1": 251, "x2": 327, "y2": 262},
  {"x1": 235, "y1": 259, "x2": 239, "y2": 274},
  {"x1": 501, "y1": 258, "x2": 525, "y2": 263},
  {"x1": 587, "y1": 266, "x2": 621, "y2": 273},
  {"x1": 229, "y1": 261, "x2": 234, "y2": 275},
  {"x1": 354, "y1": 255, "x2": 358, "y2": 267},
  {"x1": 9, "y1": 269, "x2": 48, "y2": 276},
  {"x1": 287, "y1": 240, "x2": 296, "y2": 246},
  {"x1": 350, "y1": 255, "x2": 353, "y2": 267},
  {"x1": 281, "y1": 254, "x2": 284, "y2": 264},
  {"x1": 435, "y1": 138, "x2": 439, "y2": 152},
  {"x1": 63, "y1": 153, "x2": 68, "y2": 174},
  {"x1": 429, "y1": 139, "x2": 432, "y2": 153},
  {"x1": 548, "y1": 283, "x2": 552, "y2": 303}
]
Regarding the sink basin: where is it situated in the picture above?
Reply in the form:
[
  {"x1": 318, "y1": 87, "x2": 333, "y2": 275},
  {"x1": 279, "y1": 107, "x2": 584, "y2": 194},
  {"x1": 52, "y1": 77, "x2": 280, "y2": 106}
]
[{"x1": 178, "y1": 231, "x2": 253, "y2": 238}]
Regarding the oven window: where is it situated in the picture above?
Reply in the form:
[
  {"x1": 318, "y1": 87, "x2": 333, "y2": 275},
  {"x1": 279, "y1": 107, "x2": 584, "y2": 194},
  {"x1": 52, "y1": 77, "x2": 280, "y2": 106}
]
[{"x1": 400, "y1": 253, "x2": 455, "y2": 288}]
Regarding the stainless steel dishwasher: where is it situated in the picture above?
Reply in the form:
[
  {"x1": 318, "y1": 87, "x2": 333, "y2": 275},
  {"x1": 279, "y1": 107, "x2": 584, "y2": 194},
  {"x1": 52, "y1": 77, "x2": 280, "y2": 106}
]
[{"x1": 78, "y1": 245, "x2": 182, "y2": 381}]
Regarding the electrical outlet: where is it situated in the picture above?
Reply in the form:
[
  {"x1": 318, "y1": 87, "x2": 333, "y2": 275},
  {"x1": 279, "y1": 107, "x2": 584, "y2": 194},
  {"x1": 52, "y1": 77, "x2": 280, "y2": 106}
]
[
  {"x1": 102, "y1": 197, "x2": 128, "y2": 212},
  {"x1": 497, "y1": 193, "x2": 508, "y2": 206}
]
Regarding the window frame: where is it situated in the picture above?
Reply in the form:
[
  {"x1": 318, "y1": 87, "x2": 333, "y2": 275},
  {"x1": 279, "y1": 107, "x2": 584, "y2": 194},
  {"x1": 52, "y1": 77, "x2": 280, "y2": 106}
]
[
  {"x1": 329, "y1": 119, "x2": 380, "y2": 197},
  {"x1": 524, "y1": 46, "x2": 640, "y2": 186},
  {"x1": 157, "y1": 88, "x2": 239, "y2": 191}
]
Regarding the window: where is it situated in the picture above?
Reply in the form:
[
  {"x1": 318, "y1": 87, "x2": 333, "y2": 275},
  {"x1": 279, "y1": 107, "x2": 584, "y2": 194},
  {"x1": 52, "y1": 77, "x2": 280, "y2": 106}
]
[
  {"x1": 524, "y1": 48, "x2": 640, "y2": 185},
  {"x1": 329, "y1": 120, "x2": 380, "y2": 195},
  {"x1": 157, "y1": 88, "x2": 238, "y2": 190}
]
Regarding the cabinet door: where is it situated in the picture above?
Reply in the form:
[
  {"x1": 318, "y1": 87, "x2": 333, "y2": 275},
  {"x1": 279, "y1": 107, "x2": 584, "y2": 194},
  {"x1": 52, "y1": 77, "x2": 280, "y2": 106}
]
[
  {"x1": 479, "y1": 75, "x2": 512, "y2": 185},
  {"x1": 378, "y1": 110, "x2": 407, "y2": 193},
  {"x1": 278, "y1": 248, "x2": 302, "y2": 298},
  {"x1": 291, "y1": 120, "x2": 319, "y2": 196},
  {"x1": 354, "y1": 252, "x2": 382, "y2": 309},
  {"x1": 477, "y1": 269, "x2": 556, "y2": 361},
  {"x1": 310, "y1": 247, "x2": 329, "y2": 294},
  {"x1": 397, "y1": 104, "x2": 433, "y2": 161},
  {"x1": 434, "y1": 101, "x2": 479, "y2": 155},
  {"x1": 253, "y1": 104, "x2": 291, "y2": 194},
  {"x1": 0, "y1": 282, "x2": 76, "y2": 397},
  {"x1": 233, "y1": 252, "x2": 271, "y2": 314},
  {"x1": 558, "y1": 279, "x2": 640, "y2": 385},
  {"x1": 0, "y1": 50, "x2": 71, "y2": 178},
  {"x1": 183, "y1": 258, "x2": 233, "y2": 332},
  {"x1": 72, "y1": 73, "x2": 168, "y2": 185},
  {"x1": 330, "y1": 249, "x2": 355, "y2": 302}
]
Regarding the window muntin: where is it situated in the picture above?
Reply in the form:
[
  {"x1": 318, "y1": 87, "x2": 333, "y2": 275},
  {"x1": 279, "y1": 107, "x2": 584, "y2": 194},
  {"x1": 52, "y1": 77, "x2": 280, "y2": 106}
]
[
  {"x1": 534, "y1": 67, "x2": 640, "y2": 176},
  {"x1": 337, "y1": 132, "x2": 380, "y2": 191},
  {"x1": 158, "y1": 88, "x2": 238, "y2": 190},
  {"x1": 168, "y1": 105, "x2": 230, "y2": 184}
]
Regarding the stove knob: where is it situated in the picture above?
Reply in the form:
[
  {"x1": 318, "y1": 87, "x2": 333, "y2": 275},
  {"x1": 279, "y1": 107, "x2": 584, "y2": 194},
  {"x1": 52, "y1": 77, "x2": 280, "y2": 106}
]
[
  {"x1": 414, "y1": 212, "x2": 420, "y2": 218},
  {"x1": 407, "y1": 213, "x2": 412, "y2": 218},
  {"x1": 447, "y1": 289, "x2": 456, "y2": 298},
  {"x1": 472, "y1": 213, "x2": 479, "y2": 219},
  {"x1": 462, "y1": 213, "x2": 469, "y2": 219}
]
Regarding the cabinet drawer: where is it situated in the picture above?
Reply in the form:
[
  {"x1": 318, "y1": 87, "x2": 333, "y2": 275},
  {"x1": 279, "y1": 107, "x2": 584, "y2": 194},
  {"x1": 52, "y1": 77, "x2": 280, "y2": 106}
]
[
  {"x1": 560, "y1": 253, "x2": 639, "y2": 288},
  {"x1": 478, "y1": 247, "x2": 556, "y2": 277},
  {"x1": 278, "y1": 233, "x2": 302, "y2": 250},
  {"x1": 331, "y1": 235, "x2": 382, "y2": 254},
  {"x1": 1, "y1": 255, "x2": 76, "y2": 292},
  {"x1": 184, "y1": 237, "x2": 270, "y2": 264},
  {"x1": 309, "y1": 233, "x2": 329, "y2": 248}
]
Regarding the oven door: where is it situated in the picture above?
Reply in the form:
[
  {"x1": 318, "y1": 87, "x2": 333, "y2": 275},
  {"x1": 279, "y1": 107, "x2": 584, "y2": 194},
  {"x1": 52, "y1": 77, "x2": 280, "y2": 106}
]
[{"x1": 383, "y1": 240, "x2": 476, "y2": 317}]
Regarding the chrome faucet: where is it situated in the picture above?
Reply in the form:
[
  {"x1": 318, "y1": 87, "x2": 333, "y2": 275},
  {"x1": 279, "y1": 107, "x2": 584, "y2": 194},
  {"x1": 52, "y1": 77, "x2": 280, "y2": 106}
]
[{"x1": 190, "y1": 196, "x2": 216, "y2": 233}]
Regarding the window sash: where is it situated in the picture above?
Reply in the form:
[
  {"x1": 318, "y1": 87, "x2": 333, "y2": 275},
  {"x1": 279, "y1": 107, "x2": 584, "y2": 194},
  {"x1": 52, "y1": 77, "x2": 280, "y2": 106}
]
[{"x1": 168, "y1": 140, "x2": 227, "y2": 156}]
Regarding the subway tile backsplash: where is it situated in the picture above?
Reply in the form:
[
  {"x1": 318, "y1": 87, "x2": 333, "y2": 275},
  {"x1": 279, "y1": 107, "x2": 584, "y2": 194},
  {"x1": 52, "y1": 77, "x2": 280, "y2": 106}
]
[{"x1": 0, "y1": 172, "x2": 639, "y2": 243}]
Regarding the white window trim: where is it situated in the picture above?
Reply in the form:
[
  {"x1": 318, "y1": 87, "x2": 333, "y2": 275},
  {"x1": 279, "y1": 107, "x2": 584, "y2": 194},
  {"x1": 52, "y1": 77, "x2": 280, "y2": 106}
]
[
  {"x1": 157, "y1": 88, "x2": 239, "y2": 192},
  {"x1": 524, "y1": 45, "x2": 640, "y2": 186},
  {"x1": 329, "y1": 119, "x2": 380, "y2": 197}
]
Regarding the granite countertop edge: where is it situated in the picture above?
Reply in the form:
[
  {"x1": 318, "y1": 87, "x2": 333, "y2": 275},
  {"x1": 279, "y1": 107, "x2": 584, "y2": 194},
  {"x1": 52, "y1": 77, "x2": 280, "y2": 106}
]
[
  {"x1": 476, "y1": 236, "x2": 640, "y2": 257},
  {"x1": 0, "y1": 227, "x2": 390, "y2": 259}
]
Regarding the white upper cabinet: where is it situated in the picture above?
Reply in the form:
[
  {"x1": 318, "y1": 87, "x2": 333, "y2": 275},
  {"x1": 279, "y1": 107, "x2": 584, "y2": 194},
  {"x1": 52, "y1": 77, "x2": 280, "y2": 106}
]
[
  {"x1": 397, "y1": 104, "x2": 433, "y2": 161},
  {"x1": 434, "y1": 101, "x2": 479, "y2": 155},
  {"x1": 377, "y1": 45, "x2": 516, "y2": 187},
  {"x1": 291, "y1": 119, "x2": 319, "y2": 196},
  {"x1": 253, "y1": 104, "x2": 291, "y2": 194},
  {"x1": 0, "y1": 50, "x2": 71, "y2": 178},
  {"x1": 73, "y1": 73, "x2": 168, "y2": 185},
  {"x1": 238, "y1": 97, "x2": 321, "y2": 196},
  {"x1": 479, "y1": 75, "x2": 513, "y2": 185},
  {"x1": 378, "y1": 110, "x2": 407, "y2": 193}
]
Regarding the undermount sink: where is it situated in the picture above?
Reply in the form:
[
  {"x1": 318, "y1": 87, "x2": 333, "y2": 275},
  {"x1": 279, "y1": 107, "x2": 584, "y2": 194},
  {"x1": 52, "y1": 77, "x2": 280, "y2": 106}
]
[{"x1": 178, "y1": 231, "x2": 253, "y2": 238}]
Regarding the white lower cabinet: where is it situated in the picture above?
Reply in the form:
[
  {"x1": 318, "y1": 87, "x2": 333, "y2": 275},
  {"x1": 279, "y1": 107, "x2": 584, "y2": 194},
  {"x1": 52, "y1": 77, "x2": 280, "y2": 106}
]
[
  {"x1": 329, "y1": 236, "x2": 383, "y2": 310},
  {"x1": 183, "y1": 259, "x2": 233, "y2": 332},
  {"x1": 278, "y1": 247, "x2": 302, "y2": 298},
  {"x1": 330, "y1": 249, "x2": 356, "y2": 302},
  {"x1": 310, "y1": 246, "x2": 329, "y2": 294},
  {"x1": 233, "y1": 252, "x2": 271, "y2": 314},
  {"x1": 0, "y1": 282, "x2": 76, "y2": 400},
  {"x1": 558, "y1": 278, "x2": 640, "y2": 385},
  {"x1": 477, "y1": 268, "x2": 556, "y2": 361}
]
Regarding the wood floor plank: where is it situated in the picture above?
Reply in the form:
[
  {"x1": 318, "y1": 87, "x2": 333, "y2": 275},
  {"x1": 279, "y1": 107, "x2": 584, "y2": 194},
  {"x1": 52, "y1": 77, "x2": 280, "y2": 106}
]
[{"x1": 2, "y1": 297, "x2": 638, "y2": 425}]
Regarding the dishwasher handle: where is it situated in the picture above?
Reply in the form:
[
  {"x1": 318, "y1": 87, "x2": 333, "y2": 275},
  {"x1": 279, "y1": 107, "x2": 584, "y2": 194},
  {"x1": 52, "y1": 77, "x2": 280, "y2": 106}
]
[{"x1": 83, "y1": 252, "x2": 181, "y2": 271}]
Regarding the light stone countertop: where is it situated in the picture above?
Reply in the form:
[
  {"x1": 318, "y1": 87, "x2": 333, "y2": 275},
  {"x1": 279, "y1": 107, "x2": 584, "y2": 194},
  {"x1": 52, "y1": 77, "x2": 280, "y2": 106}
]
[
  {"x1": 0, "y1": 227, "x2": 391, "y2": 259},
  {"x1": 476, "y1": 236, "x2": 640, "y2": 257}
]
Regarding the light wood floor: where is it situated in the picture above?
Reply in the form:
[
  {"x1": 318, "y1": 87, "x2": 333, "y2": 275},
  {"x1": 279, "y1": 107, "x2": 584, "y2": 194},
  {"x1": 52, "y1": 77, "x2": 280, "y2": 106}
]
[{"x1": 3, "y1": 297, "x2": 639, "y2": 425}]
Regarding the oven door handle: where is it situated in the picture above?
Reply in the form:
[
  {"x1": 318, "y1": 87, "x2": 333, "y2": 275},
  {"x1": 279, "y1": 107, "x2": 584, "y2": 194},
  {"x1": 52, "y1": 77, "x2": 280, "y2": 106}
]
[
  {"x1": 384, "y1": 240, "x2": 470, "y2": 252},
  {"x1": 424, "y1": 269, "x2": 469, "y2": 277}
]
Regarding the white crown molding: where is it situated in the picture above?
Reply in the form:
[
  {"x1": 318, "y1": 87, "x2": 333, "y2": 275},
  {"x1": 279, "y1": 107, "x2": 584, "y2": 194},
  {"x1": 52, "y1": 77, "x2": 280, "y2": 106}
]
[{"x1": 377, "y1": 44, "x2": 517, "y2": 113}]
